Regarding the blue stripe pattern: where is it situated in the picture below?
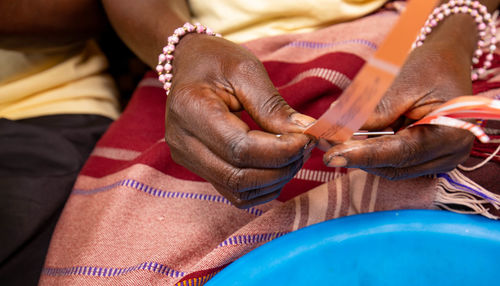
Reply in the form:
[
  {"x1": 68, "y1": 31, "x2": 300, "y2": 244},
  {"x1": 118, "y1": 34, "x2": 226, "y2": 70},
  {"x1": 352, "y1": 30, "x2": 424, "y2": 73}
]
[
  {"x1": 285, "y1": 39, "x2": 378, "y2": 50},
  {"x1": 73, "y1": 179, "x2": 264, "y2": 216},
  {"x1": 43, "y1": 261, "x2": 184, "y2": 278},
  {"x1": 218, "y1": 231, "x2": 289, "y2": 248},
  {"x1": 438, "y1": 173, "x2": 500, "y2": 204}
]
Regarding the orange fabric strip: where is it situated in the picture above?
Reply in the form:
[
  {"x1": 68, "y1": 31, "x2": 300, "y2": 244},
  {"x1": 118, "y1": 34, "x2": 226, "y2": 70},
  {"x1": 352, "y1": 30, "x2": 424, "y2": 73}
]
[{"x1": 304, "y1": 0, "x2": 440, "y2": 142}]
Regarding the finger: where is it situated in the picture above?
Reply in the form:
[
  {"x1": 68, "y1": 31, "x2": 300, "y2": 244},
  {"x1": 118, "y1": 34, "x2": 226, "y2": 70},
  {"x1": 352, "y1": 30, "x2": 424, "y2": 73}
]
[
  {"x1": 323, "y1": 125, "x2": 474, "y2": 169},
  {"x1": 224, "y1": 189, "x2": 282, "y2": 209},
  {"x1": 225, "y1": 56, "x2": 316, "y2": 133},
  {"x1": 234, "y1": 179, "x2": 289, "y2": 201},
  {"x1": 168, "y1": 89, "x2": 312, "y2": 169},
  {"x1": 361, "y1": 151, "x2": 470, "y2": 180},
  {"x1": 167, "y1": 128, "x2": 302, "y2": 204}
]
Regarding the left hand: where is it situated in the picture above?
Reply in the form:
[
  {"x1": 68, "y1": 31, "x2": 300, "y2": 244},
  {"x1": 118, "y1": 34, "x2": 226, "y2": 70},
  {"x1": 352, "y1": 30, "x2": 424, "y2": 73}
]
[{"x1": 323, "y1": 16, "x2": 478, "y2": 180}]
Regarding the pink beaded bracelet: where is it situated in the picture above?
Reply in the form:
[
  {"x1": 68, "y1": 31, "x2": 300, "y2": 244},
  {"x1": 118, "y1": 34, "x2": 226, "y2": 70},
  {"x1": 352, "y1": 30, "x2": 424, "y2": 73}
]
[
  {"x1": 412, "y1": 0, "x2": 497, "y2": 80},
  {"x1": 156, "y1": 23, "x2": 221, "y2": 95}
]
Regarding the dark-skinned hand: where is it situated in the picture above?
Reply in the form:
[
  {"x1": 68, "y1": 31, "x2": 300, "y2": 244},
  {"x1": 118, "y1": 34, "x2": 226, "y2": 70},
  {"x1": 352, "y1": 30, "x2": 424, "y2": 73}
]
[
  {"x1": 164, "y1": 34, "x2": 315, "y2": 208},
  {"x1": 323, "y1": 15, "x2": 478, "y2": 180}
]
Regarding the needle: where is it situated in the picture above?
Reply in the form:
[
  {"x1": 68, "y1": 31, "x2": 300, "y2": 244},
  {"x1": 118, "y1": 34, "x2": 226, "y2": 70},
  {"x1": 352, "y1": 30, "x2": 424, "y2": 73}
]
[{"x1": 352, "y1": 131, "x2": 395, "y2": 136}]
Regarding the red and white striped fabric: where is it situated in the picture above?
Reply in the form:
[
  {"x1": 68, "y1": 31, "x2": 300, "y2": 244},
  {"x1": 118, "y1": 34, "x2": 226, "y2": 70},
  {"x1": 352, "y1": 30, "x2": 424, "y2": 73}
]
[{"x1": 40, "y1": 7, "x2": 500, "y2": 286}]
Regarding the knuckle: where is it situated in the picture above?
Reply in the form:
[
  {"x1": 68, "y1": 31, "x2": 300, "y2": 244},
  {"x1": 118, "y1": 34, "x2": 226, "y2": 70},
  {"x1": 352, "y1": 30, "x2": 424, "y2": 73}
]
[
  {"x1": 217, "y1": 187, "x2": 249, "y2": 209},
  {"x1": 164, "y1": 128, "x2": 184, "y2": 153},
  {"x1": 228, "y1": 136, "x2": 249, "y2": 168},
  {"x1": 395, "y1": 138, "x2": 421, "y2": 167},
  {"x1": 260, "y1": 93, "x2": 289, "y2": 115},
  {"x1": 373, "y1": 98, "x2": 393, "y2": 119},
  {"x1": 234, "y1": 57, "x2": 262, "y2": 76},
  {"x1": 224, "y1": 167, "x2": 245, "y2": 192},
  {"x1": 362, "y1": 152, "x2": 377, "y2": 168}
]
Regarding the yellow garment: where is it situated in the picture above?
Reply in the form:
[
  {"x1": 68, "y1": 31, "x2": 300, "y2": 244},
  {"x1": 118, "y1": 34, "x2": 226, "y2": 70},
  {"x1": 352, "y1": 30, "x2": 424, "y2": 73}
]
[
  {"x1": 0, "y1": 40, "x2": 119, "y2": 120},
  {"x1": 191, "y1": 0, "x2": 387, "y2": 43}
]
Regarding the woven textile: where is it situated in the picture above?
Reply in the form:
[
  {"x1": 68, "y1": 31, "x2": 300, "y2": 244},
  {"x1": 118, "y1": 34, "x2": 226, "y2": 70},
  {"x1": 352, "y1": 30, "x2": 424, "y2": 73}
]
[{"x1": 40, "y1": 8, "x2": 499, "y2": 286}]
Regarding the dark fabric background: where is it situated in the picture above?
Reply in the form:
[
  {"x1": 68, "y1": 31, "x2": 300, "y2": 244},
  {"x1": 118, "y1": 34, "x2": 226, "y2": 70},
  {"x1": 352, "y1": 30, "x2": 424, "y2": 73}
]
[{"x1": 0, "y1": 114, "x2": 112, "y2": 285}]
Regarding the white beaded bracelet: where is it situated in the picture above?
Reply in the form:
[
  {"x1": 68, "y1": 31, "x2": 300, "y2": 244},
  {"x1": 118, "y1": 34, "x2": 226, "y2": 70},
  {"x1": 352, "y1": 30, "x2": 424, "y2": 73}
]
[
  {"x1": 156, "y1": 23, "x2": 221, "y2": 95},
  {"x1": 412, "y1": 0, "x2": 497, "y2": 80}
]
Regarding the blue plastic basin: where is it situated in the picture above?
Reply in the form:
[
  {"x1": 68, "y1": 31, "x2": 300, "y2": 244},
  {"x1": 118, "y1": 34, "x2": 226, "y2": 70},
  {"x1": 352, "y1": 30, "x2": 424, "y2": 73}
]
[{"x1": 207, "y1": 210, "x2": 500, "y2": 285}]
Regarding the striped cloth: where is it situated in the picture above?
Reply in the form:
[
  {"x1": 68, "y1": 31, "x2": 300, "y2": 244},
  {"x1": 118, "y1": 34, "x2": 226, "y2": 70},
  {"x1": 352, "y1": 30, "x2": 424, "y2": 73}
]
[{"x1": 40, "y1": 8, "x2": 499, "y2": 286}]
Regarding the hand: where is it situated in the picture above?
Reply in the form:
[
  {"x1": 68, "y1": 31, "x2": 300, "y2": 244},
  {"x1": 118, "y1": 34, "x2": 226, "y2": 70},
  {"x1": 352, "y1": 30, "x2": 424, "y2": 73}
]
[
  {"x1": 323, "y1": 15, "x2": 478, "y2": 179},
  {"x1": 164, "y1": 34, "x2": 315, "y2": 208}
]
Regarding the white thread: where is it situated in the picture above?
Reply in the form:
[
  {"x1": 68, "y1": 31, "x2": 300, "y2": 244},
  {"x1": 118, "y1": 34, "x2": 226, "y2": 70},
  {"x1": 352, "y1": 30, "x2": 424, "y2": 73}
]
[{"x1": 458, "y1": 144, "x2": 500, "y2": 171}]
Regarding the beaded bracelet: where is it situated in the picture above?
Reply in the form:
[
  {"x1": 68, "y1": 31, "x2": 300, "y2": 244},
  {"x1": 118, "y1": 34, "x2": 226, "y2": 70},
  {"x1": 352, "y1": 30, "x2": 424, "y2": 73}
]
[
  {"x1": 412, "y1": 0, "x2": 497, "y2": 80},
  {"x1": 156, "y1": 23, "x2": 221, "y2": 95}
]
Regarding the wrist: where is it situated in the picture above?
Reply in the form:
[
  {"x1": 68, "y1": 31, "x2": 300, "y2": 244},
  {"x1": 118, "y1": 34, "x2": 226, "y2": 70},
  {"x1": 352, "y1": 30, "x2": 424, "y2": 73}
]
[
  {"x1": 413, "y1": 0, "x2": 497, "y2": 80},
  {"x1": 424, "y1": 13, "x2": 478, "y2": 58},
  {"x1": 156, "y1": 23, "x2": 221, "y2": 95}
]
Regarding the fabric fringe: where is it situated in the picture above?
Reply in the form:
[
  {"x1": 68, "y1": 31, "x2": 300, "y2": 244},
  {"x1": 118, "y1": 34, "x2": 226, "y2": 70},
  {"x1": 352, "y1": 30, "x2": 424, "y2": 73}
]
[{"x1": 434, "y1": 169, "x2": 500, "y2": 220}]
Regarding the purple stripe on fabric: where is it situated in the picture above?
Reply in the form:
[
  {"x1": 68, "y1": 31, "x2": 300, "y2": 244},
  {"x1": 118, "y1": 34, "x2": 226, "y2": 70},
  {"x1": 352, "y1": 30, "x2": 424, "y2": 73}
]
[
  {"x1": 438, "y1": 173, "x2": 500, "y2": 204},
  {"x1": 72, "y1": 179, "x2": 263, "y2": 216},
  {"x1": 284, "y1": 39, "x2": 378, "y2": 50},
  {"x1": 42, "y1": 261, "x2": 185, "y2": 278},
  {"x1": 217, "y1": 231, "x2": 290, "y2": 248}
]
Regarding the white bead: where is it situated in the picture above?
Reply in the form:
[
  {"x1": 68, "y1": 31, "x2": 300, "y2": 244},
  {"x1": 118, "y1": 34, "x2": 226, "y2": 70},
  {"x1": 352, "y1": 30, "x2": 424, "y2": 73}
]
[
  {"x1": 158, "y1": 54, "x2": 166, "y2": 63},
  {"x1": 158, "y1": 74, "x2": 166, "y2": 83},
  {"x1": 163, "y1": 82, "x2": 172, "y2": 90},
  {"x1": 175, "y1": 28, "x2": 186, "y2": 36},
  {"x1": 168, "y1": 35, "x2": 179, "y2": 44}
]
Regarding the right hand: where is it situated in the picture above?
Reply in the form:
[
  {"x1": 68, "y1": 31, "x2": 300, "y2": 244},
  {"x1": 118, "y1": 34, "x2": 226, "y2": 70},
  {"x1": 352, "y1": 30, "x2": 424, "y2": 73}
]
[{"x1": 164, "y1": 34, "x2": 315, "y2": 208}]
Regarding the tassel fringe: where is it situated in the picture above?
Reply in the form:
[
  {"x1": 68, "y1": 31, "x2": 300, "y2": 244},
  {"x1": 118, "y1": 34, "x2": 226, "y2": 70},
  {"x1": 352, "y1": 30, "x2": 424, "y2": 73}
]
[{"x1": 434, "y1": 169, "x2": 500, "y2": 220}]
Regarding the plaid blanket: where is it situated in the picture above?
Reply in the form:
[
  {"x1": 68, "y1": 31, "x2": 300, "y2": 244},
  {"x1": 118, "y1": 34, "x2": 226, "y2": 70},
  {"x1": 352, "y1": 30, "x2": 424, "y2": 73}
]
[{"x1": 40, "y1": 7, "x2": 500, "y2": 286}]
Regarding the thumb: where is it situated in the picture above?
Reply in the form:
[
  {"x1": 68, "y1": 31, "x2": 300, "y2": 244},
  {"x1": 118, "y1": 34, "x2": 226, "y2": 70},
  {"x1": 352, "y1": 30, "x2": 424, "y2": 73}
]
[{"x1": 229, "y1": 59, "x2": 315, "y2": 133}]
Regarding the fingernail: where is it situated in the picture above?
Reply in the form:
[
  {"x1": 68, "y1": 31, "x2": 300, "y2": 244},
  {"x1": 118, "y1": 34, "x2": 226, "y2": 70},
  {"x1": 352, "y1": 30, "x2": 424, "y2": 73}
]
[
  {"x1": 303, "y1": 138, "x2": 315, "y2": 150},
  {"x1": 326, "y1": 156, "x2": 347, "y2": 167},
  {"x1": 291, "y1": 113, "x2": 316, "y2": 129}
]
